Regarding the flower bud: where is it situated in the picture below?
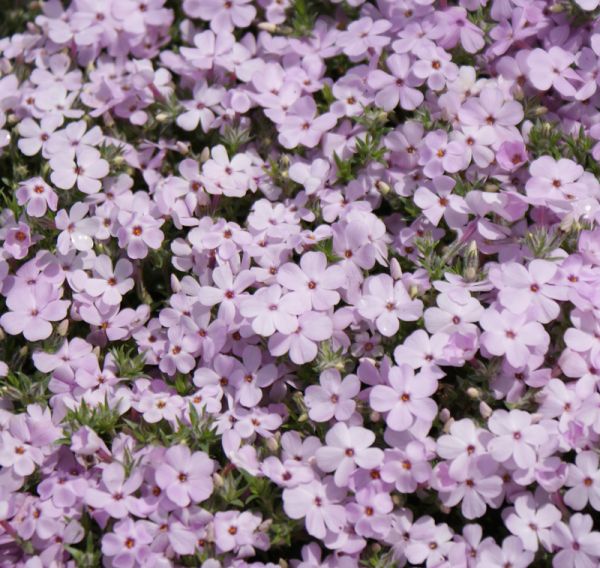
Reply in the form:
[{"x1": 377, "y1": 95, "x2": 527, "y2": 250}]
[
  {"x1": 200, "y1": 147, "x2": 210, "y2": 163},
  {"x1": 258, "y1": 22, "x2": 278, "y2": 32},
  {"x1": 479, "y1": 401, "x2": 493, "y2": 419},
  {"x1": 171, "y1": 274, "x2": 182, "y2": 293},
  {"x1": 439, "y1": 408, "x2": 451, "y2": 423},
  {"x1": 265, "y1": 435, "x2": 279, "y2": 453},
  {"x1": 212, "y1": 472, "x2": 225, "y2": 488},
  {"x1": 57, "y1": 319, "x2": 69, "y2": 336},
  {"x1": 466, "y1": 387, "x2": 481, "y2": 399},
  {"x1": 376, "y1": 180, "x2": 391, "y2": 195},
  {"x1": 369, "y1": 411, "x2": 381, "y2": 422},
  {"x1": 155, "y1": 112, "x2": 169, "y2": 123},
  {"x1": 390, "y1": 258, "x2": 402, "y2": 280},
  {"x1": 443, "y1": 417, "x2": 455, "y2": 433}
]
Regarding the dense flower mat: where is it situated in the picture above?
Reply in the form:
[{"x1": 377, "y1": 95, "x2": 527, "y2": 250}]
[{"x1": 2, "y1": 0, "x2": 600, "y2": 566}]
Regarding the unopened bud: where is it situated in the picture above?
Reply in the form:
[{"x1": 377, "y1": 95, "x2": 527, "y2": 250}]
[
  {"x1": 259, "y1": 519, "x2": 273, "y2": 532},
  {"x1": 298, "y1": 412, "x2": 308, "y2": 423},
  {"x1": 176, "y1": 141, "x2": 190, "y2": 155},
  {"x1": 19, "y1": 346, "x2": 28, "y2": 358},
  {"x1": 155, "y1": 112, "x2": 169, "y2": 123},
  {"x1": 265, "y1": 436, "x2": 279, "y2": 453},
  {"x1": 280, "y1": 155, "x2": 290, "y2": 168},
  {"x1": 200, "y1": 147, "x2": 210, "y2": 163},
  {"x1": 114, "y1": 155, "x2": 125, "y2": 166},
  {"x1": 439, "y1": 408, "x2": 451, "y2": 423},
  {"x1": 439, "y1": 504, "x2": 451, "y2": 514},
  {"x1": 369, "y1": 411, "x2": 381, "y2": 422},
  {"x1": 212, "y1": 472, "x2": 224, "y2": 488},
  {"x1": 479, "y1": 401, "x2": 493, "y2": 419},
  {"x1": 258, "y1": 22, "x2": 278, "y2": 32},
  {"x1": 57, "y1": 319, "x2": 69, "y2": 336},
  {"x1": 371, "y1": 543, "x2": 382, "y2": 553},
  {"x1": 390, "y1": 258, "x2": 402, "y2": 280},
  {"x1": 443, "y1": 417, "x2": 455, "y2": 433},
  {"x1": 278, "y1": 560, "x2": 288, "y2": 568},
  {"x1": 466, "y1": 387, "x2": 481, "y2": 399},
  {"x1": 0, "y1": 328, "x2": 4, "y2": 341},
  {"x1": 484, "y1": 183, "x2": 499, "y2": 192},
  {"x1": 7, "y1": 113, "x2": 18, "y2": 125},
  {"x1": 409, "y1": 284, "x2": 419, "y2": 299},
  {"x1": 376, "y1": 180, "x2": 391, "y2": 195},
  {"x1": 534, "y1": 105, "x2": 548, "y2": 116},
  {"x1": 170, "y1": 274, "x2": 182, "y2": 293},
  {"x1": 92, "y1": 346, "x2": 101, "y2": 358},
  {"x1": 549, "y1": 2, "x2": 564, "y2": 12}
]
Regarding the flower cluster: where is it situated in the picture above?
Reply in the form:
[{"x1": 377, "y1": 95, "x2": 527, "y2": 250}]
[{"x1": 2, "y1": 0, "x2": 600, "y2": 566}]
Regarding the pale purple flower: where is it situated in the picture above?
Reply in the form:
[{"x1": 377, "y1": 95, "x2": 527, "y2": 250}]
[
  {"x1": 369, "y1": 364, "x2": 438, "y2": 432},
  {"x1": 240, "y1": 284, "x2": 306, "y2": 337},
  {"x1": 305, "y1": 369, "x2": 360, "y2": 422},
  {"x1": 277, "y1": 251, "x2": 345, "y2": 311},
  {"x1": 0, "y1": 282, "x2": 69, "y2": 341},
  {"x1": 526, "y1": 47, "x2": 578, "y2": 97},
  {"x1": 101, "y1": 518, "x2": 155, "y2": 568},
  {"x1": 357, "y1": 274, "x2": 423, "y2": 337},
  {"x1": 503, "y1": 493, "x2": 561, "y2": 552},
  {"x1": 213, "y1": 510, "x2": 265, "y2": 556},
  {"x1": 337, "y1": 18, "x2": 391, "y2": 58},
  {"x1": 183, "y1": 0, "x2": 256, "y2": 33},
  {"x1": 480, "y1": 309, "x2": 550, "y2": 367},
  {"x1": 268, "y1": 311, "x2": 333, "y2": 364},
  {"x1": 564, "y1": 451, "x2": 600, "y2": 511},
  {"x1": 16, "y1": 177, "x2": 58, "y2": 217},
  {"x1": 488, "y1": 409, "x2": 548, "y2": 469},
  {"x1": 176, "y1": 80, "x2": 225, "y2": 132},
  {"x1": 74, "y1": 255, "x2": 134, "y2": 306},
  {"x1": 277, "y1": 96, "x2": 337, "y2": 149},
  {"x1": 367, "y1": 54, "x2": 424, "y2": 111},
  {"x1": 525, "y1": 156, "x2": 585, "y2": 205},
  {"x1": 315, "y1": 422, "x2": 383, "y2": 487},
  {"x1": 155, "y1": 445, "x2": 214, "y2": 507},
  {"x1": 551, "y1": 514, "x2": 600, "y2": 568},
  {"x1": 17, "y1": 114, "x2": 63, "y2": 157},
  {"x1": 55, "y1": 202, "x2": 100, "y2": 254},
  {"x1": 85, "y1": 463, "x2": 143, "y2": 519},
  {"x1": 50, "y1": 147, "x2": 109, "y2": 194},
  {"x1": 479, "y1": 535, "x2": 535, "y2": 568},
  {"x1": 3, "y1": 222, "x2": 32, "y2": 260},
  {"x1": 282, "y1": 478, "x2": 347, "y2": 539}
]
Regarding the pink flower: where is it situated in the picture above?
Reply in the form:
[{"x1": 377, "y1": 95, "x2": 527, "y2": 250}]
[
  {"x1": 55, "y1": 202, "x2": 100, "y2": 254},
  {"x1": 564, "y1": 451, "x2": 600, "y2": 511},
  {"x1": 496, "y1": 140, "x2": 528, "y2": 172},
  {"x1": 480, "y1": 309, "x2": 550, "y2": 367},
  {"x1": 479, "y1": 535, "x2": 535, "y2": 568},
  {"x1": 305, "y1": 369, "x2": 360, "y2": 422},
  {"x1": 489, "y1": 260, "x2": 565, "y2": 324},
  {"x1": 155, "y1": 445, "x2": 214, "y2": 507},
  {"x1": 504, "y1": 494, "x2": 561, "y2": 552},
  {"x1": 201, "y1": 144, "x2": 253, "y2": 197},
  {"x1": 418, "y1": 129, "x2": 469, "y2": 178},
  {"x1": 282, "y1": 478, "x2": 347, "y2": 539},
  {"x1": 176, "y1": 80, "x2": 225, "y2": 132},
  {"x1": 85, "y1": 463, "x2": 144, "y2": 519},
  {"x1": 526, "y1": 47, "x2": 578, "y2": 97},
  {"x1": 213, "y1": 510, "x2": 265, "y2": 555},
  {"x1": 50, "y1": 147, "x2": 109, "y2": 194},
  {"x1": 357, "y1": 274, "x2": 423, "y2": 337},
  {"x1": 277, "y1": 251, "x2": 345, "y2": 311},
  {"x1": 414, "y1": 176, "x2": 469, "y2": 227},
  {"x1": 488, "y1": 409, "x2": 548, "y2": 469},
  {"x1": 3, "y1": 222, "x2": 32, "y2": 260},
  {"x1": 367, "y1": 54, "x2": 424, "y2": 111},
  {"x1": 268, "y1": 311, "x2": 333, "y2": 364},
  {"x1": 1, "y1": 282, "x2": 69, "y2": 341},
  {"x1": 551, "y1": 514, "x2": 600, "y2": 568},
  {"x1": 277, "y1": 96, "x2": 337, "y2": 149},
  {"x1": 240, "y1": 284, "x2": 306, "y2": 337},
  {"x1": 337, "y1": 18, "x2": 391, "y2": 58},
  {"x1": 17, "y1": 114, "x2": 63, "y2": 157},
  {"x1": 183, "y1": 0, "x2": 256, "y2": 33},
  {"x1": 74, "y1": 255, "x2": 134, "y2": 306},
  {"x1": 101, "y1": 518, "x2": 155, "y2": 568},
  {"x1": 315, "y1": 422, "x2": 384, "y2": 487},
  {"x1": 16, "y1": 177, "x2": 58, "y2": 217},
  {"x1": 436, "y1": 418, "x2": 492, "y2": 479},
  {"x1": 369, "y1": 364, "x2": 438, "y2": 432},
  {"x1": 525, "y1": 156, "x2": 585, "y2": 205}
]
